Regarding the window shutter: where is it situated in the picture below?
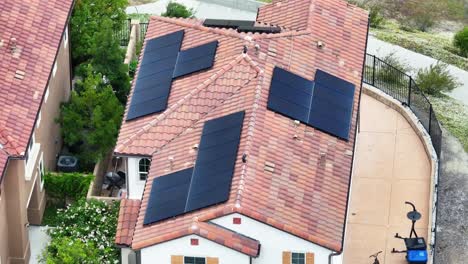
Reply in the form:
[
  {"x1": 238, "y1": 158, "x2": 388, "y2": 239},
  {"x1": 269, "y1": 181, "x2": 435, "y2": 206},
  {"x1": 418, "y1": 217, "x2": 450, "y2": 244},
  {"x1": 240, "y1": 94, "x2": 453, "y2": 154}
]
[
  {"x1": 171, "y1": 256, "x2": 183, "y2": 264},
  {"x1": 206, "y1": 257, "x2": 219, "y2": 264},
  {"x1": 283, "y1": 251, "x2": 292, "y2": 264},
  {"x1": 306, "y1": 253, "x2": 315, "y2": 264}
]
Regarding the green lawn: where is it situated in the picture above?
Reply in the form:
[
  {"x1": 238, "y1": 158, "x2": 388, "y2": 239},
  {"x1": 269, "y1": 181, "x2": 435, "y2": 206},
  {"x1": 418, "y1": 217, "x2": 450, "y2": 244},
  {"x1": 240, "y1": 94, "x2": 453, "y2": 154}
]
[
  {"x1": 371, "y1": 20, "x2": 468, "y2": 71},
  {"x1": 430, "y1": 95, "x2": 468, "y2": 152}
]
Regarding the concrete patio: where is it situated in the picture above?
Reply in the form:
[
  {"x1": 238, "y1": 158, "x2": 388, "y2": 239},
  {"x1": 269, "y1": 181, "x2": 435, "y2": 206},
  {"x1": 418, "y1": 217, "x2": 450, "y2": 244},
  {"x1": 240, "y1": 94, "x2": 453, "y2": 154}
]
[
  {"x1": 343, "y1": 93, "x2": 433, "y2": 264},
  {"x1": 28, "y1": 226, "x2": 51, "y2": 264}
]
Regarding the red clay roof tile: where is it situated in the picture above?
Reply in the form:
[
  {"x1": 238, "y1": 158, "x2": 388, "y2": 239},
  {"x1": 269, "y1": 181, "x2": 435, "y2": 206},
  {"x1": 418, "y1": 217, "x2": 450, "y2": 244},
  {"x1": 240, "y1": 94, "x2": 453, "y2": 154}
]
[
  {"x1": 115, "y1": 0, "x2": 368, "y2": 253},
  {"x1": 0, "y1": 0, "x2": 74, "y2": 181},
  {"x1": 115, "y1": 198, "x2": 141, "y2": 246}
]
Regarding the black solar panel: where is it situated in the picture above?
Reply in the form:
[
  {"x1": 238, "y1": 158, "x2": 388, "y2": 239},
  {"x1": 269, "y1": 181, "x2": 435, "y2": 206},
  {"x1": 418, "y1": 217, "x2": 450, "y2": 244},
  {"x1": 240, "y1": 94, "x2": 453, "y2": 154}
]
[
  {"x1": 203, "y1": 19, "x2": 281, "y2": 33},
  {"x1": 144, "y1": 168, "x2": 193, "y2": 225},
  {"x1": 267, "y1": 67, "x2": 314, "y2": 124},
  {"x1": 126, "y1": 30, "x2": 184, "y2": 120},
  {"x1": 185, "y1": 111, "x2": 245, "y2": 212},
  {"x1": 173, "y1": 41, "x2": 218, "y2": 78},
  {"x1": 267, "y1": 67, "x2": 355, "y2": 140},
  {"x1": 308, "y1": 70, "x2": 355, "y2": 140},
  {"x1": 203, "y1": 19, "x2": 255, "y2": 29}
]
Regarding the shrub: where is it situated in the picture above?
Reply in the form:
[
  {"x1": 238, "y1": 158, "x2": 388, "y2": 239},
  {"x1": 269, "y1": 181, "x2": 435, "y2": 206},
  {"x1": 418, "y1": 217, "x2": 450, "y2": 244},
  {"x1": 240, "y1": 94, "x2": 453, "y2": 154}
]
[
  {"x1": 374, "y1": 53, "x2": 412, "y2": 88},
  {"x1": 57, "y1": 67, "x2": 124, "y2": 168},
  {"x1": 369, "y1": 5, "x2": 385, "y2": 28},
  {"x1": 44, "y1": 172, "x2": 94, "y2": 205},
  {"x1": 41, "y1": 237, "x2": 100, "y2": 264},
  {"x1": 415, "y1": 63, "x2": 460, "y2": 96},
  {"x1": 161, "y1": 2, "x2": 194, "y2": 18},
  {"x1": 396, "y1": 0, "x2": 444, "y2": 32},
  {"x1": 454, "y1": 26, "x2": 468, "y2": 57},
  {"x1": 129, "y1": 59, "x2": 138, "y2": 78},
  {"x1": 44, "y1": 199, "x2": 120, "y2": 264}
]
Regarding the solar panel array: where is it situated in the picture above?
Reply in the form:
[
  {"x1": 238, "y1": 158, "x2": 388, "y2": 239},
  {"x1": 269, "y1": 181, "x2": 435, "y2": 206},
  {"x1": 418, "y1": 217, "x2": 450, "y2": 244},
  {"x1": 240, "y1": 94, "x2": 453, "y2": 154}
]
[
  {"x1": 144, "y1": 168, "x2": 193, "y2": 225},
  {"x1": 267, "y1": 67, "x2": 355, "y2": 140},
  {"x1": 185, "y1": 111, "x2": 245, "y2": 212},
  {"x1": 144, "y1": 111, "x2": 245, "y2": 225},
  {"x1": 173, "y1": 41, "x2": 218, "y2": 78},
  {"x1": 127, "y1": 31, "x2": 219, "y2": 121},
  {"x1": 127, "y1": 30, "x2": 184, "y2": 120},
  {"x1": 309, "y1": 70, "x2": 355, "y2": 140},
  {"x1": 203, "y1": 19, "x2": 281, "y2": 34}
]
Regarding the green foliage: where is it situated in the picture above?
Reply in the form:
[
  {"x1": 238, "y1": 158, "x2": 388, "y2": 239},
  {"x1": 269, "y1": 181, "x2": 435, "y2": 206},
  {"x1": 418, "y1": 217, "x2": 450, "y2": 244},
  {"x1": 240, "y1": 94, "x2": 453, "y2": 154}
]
[
  {"x1": 136, "y1": 41, "x2": 143, "y2": 57},
  {"x1": 41, "y1": 237, "x2": 100, "y2": 264},
  {"x1": 127, "y1": 13, "x2": 151, "y2": 23},
  {"x1": 431, "y1": 95, "x2": 468, "y2": 152},
  {"x1": 129, "y1": 59, "x2": 138, "y2": 78},
  {"x1": 454, "y1": 26, "x2": 468, "y2": 57},
  {"x1": 372, "y1": 21, "x2": 468, "y2": 71},
  {"x1": 42, "y1": 202, "x2": 61, "y2": 227},
  {"x1": 369, "y1": 5, "x2": 385, "y2": 28},
  {"x1": 89, "y1": 19, "x2": 131, "y2": 104},
  {"x1": 161, "y1": 2, "x2": 194, "y2": 18},
  {"x1": 396, "y1": 0, "x2": 444, "y2": 32},
  {"x1": 70, "y1": 0, "x2": 128, "y2": 66},
  {"x1": 373, "y1": 53, "x2": 412, "y2": 90},
  {"x1": 415, "y1": 63, "x2": 460, "y2": 96},
  {"x1": 57, "y1": 67, "x2": 124, "y2": 167},
  {"x1": 44, "y1": 172, "x2": 94, "y2": 205},
  {"x1": 43, "y1": 199, "x2": 120, "y2": 264}
]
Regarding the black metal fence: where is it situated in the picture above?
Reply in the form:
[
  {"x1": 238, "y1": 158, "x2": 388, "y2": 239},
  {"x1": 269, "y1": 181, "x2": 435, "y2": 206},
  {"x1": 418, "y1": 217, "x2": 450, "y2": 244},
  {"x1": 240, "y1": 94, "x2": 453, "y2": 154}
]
[
  {"x1": 114, "y1": 20, "x2": 149, "y2": 46},
  {"x1": 114, "y1": 19, "x2": 131, "y2": 46},
  {"x1": 139, "y1": 22, "x2": 149, "y2": 43},
  {"x1": 364, "y1": 53, "x2": 442, "y2": 157}
]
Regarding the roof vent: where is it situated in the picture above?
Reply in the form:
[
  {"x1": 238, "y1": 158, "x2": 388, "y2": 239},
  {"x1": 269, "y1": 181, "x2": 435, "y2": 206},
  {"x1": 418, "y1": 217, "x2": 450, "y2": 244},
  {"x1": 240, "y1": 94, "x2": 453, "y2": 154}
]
[
  {"x1": 264, "y1": 161, "x2": 275, "y2": 173},
  {"x1": 14, "y1": 70, "x2": 25, "y2": 80},
  {"x1": 317, "y1": 41, "x2": 325, "y2": 49}
]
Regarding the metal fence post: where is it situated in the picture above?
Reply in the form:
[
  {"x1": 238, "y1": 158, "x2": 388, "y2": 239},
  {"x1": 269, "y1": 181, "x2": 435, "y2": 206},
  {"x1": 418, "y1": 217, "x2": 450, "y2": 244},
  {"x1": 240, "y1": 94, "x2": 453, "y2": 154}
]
[
  {"x1": 429, "y1": 105, "x2": 433, "y2": 135},
  {"x1": 372, "y1": 55, "x2": 376, "y2": 86},
  {"x1": 408, "y1": 77, "x2": 412, "y2": 107}
]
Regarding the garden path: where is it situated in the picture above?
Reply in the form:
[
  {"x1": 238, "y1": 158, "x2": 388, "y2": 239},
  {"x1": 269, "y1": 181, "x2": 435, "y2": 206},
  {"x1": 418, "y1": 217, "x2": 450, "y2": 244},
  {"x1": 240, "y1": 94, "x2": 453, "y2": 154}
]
[{"x1": 28, "y1": 226, "x2": 51, "y2": 264}]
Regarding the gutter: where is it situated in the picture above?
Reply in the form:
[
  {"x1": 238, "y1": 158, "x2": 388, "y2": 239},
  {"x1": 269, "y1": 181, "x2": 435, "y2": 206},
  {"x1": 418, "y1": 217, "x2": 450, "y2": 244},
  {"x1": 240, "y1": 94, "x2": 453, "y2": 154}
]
[{"x1": 329, "y1": 11, "x2": 370, "y2": 264}]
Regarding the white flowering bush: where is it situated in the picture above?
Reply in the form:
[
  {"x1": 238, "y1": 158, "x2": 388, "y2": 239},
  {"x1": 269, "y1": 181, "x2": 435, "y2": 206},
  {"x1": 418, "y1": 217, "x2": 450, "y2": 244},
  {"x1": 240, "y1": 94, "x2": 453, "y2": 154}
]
[{"x1": 42, "y1": 199, "x2": 120, "y2": 264}]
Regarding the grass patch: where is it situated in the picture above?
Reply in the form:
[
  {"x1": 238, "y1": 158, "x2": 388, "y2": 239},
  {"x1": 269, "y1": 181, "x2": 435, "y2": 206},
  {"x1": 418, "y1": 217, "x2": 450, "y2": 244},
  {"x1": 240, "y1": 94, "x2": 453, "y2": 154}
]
[
  {"x1": 127, "y1": 13, "x2": 151, "y2": 23},
  {"x1": 371, "y1": 20, "x2": 468, "y2": 71},
  {"x1": 41, "y1": 203, "x2": 63, "y2": 227},
  {"x1": 430, "y1": 95, "x2": 468, "y2": 151}
]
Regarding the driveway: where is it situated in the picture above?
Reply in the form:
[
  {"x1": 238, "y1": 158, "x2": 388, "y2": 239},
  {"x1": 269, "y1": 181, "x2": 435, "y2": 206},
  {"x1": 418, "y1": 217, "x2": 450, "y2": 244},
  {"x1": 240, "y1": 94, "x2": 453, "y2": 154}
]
[{"x1": 126, "y1": 0, "x2": 259, "y2": 20}]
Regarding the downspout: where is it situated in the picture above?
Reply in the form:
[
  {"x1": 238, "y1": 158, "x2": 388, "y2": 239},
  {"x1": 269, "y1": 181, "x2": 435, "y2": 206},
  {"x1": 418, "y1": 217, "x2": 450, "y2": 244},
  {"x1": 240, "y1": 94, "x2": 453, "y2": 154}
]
[{"x1": 329, "y1": 11, "x2": 371, "y2": 264}]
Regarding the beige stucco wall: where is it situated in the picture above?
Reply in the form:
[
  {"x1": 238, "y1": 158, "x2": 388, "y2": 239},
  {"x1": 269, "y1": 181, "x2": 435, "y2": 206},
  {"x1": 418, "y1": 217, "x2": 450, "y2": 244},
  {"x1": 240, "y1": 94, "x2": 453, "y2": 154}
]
[{"x1": 0, "y1": 26, "x2": 71, "y2": 264}]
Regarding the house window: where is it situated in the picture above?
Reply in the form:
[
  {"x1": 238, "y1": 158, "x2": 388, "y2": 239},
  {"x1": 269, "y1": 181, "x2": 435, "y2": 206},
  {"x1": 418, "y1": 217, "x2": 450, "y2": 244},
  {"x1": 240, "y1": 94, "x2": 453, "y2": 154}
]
[
  {"x1": 26, "y1": 133, "x2": 35, "y2": 164},
  {"x1": 138, "y1": 158, "x2": 151, "y2": 180},
  {"x1": 184, "y1": 257, "x2": 205, "y2": 264},
  {"x1": 52, "y1": 61, "x2": 57, "y2": 77},
  {"x1": 291, "y1": 253, "x2": 305, "y2": 264},
  {"x1": 38, "y1": 154, "x2": 45, "y2": 191},
  {"x1": 36, "y1": 111, "x2": 41, "y2": 128},
  {"x1": 64, "y1": 26, "x2": 68, "y2": 48},
  {"x1": 44, "y1": 85, "x2": 50, "y2": 102}
]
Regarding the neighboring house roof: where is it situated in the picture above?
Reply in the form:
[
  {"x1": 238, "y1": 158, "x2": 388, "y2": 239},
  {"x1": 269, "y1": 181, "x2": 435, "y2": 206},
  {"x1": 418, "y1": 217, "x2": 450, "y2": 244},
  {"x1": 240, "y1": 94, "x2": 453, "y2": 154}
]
[
  {"x1": 0, "y1": 0, "x2": 75, "y2": 181},
  {"x1": 116, "y1": 198, "x2": 141, "y2": 246},
  {"x1": 116, "y1": 0, "x2": 368, "y2": 253}
]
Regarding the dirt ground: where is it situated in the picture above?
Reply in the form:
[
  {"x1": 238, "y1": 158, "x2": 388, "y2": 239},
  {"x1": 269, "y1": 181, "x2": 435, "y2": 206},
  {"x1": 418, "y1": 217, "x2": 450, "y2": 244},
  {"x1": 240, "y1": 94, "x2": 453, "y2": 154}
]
[{"x1": 434, "y1": 129, "x2": 468, "y2": 264}]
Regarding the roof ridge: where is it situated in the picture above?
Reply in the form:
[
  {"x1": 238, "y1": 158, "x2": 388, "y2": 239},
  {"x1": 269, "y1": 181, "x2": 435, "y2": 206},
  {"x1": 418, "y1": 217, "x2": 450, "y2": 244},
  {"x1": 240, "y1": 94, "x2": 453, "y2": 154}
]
[
  {"x1": 150, "y1": 16, "x2": 247, "y2": 41},
  {"x1": 116, "y1": 54, "x2": 249, "y2": 154}
]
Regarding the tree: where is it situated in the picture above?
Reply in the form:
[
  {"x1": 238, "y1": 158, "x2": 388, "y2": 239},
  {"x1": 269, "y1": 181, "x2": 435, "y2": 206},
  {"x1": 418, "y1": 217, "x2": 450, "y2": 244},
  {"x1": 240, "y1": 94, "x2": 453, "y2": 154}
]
[
  {"x1": 70, "y1": 0, "x2": 128, "y2": 65},
  {"x1": 161, "y1": 2, "x2": 194, "y2": 18},
  {"x1": 90, "y1": 18, "x2": 130, "y2": 104},
  {"x1": 41, "y1": 237, "x2": 100, "y2": 264},
  {"x1": 57, "y1": 67, "x2": 124, "y2": 168}
]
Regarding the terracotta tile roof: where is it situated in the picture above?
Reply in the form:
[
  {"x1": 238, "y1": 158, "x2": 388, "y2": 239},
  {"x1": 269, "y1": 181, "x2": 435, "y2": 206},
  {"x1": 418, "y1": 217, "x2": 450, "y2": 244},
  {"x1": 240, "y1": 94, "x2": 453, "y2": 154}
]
[
  {"x1": 115, "y1": 0, "x2": 369, "y2": 253},
  {"x1": 0, "y1": 0, "x2": 74, "y2": 181},
  {"x1": 257, "y1": 0, "x2": 312, "y2": 30},
  {"x1": 116, "y1": 198, "x2": 141, "y2": 246}
]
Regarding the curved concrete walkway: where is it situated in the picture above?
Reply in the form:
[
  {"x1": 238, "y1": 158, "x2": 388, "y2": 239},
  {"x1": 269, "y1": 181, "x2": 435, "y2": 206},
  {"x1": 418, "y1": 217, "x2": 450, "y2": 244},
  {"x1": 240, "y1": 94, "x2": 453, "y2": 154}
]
[{"x1": 343, "y1": 94, "x2": 432, "y2": 264}]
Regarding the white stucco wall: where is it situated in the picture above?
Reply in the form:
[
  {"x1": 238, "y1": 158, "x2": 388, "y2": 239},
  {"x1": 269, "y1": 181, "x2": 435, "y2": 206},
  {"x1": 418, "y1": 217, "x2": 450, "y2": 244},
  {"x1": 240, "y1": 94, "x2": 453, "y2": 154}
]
[
  {"x1": 127, "y1": 157, "x2": 146, "y2": 200},
  {"x1": 211, "y1": 213, "x2": 338, "y2": 264},
  {"x1": 140, "y1": 235, "x2": 250, "y2": 264},
  {"x1": 121, "y1": 247, "x2": 132, "y2": 264}
]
